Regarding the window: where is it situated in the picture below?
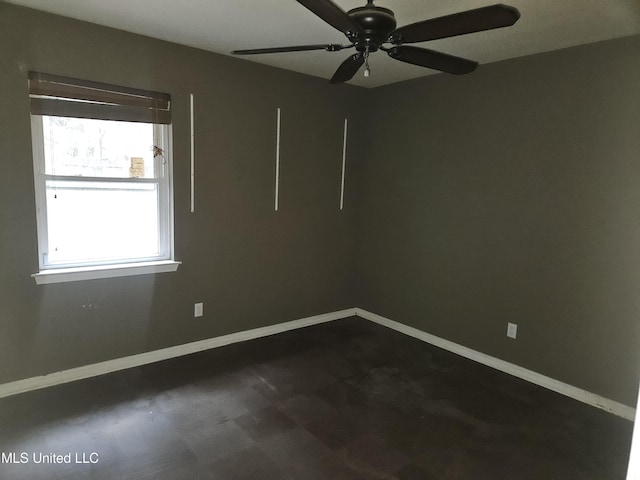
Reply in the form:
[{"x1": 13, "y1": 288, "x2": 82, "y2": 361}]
[{"x1": 28, "y1": 72, "x2": 179, "y2": 284}]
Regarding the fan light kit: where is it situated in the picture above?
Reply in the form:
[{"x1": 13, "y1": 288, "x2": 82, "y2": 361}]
[{"x1": 232, "y1": 0, "x2": 520, "y2": 84}]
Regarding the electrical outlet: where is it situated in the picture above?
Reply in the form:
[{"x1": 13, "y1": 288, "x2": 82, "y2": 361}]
[
  {"x1": 194, "y1": 302, "x2": 203, "y2": 318},
  {"x1": 507, "y1": 322, "x2": 518, "y2": 339}
]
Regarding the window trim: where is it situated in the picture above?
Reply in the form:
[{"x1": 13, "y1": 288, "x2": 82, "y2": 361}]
[{"x1": 30, "y1": 115, "x2": 179, "y2": 283}]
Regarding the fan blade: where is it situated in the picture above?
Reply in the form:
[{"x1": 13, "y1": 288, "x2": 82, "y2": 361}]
[
  {"x1": 297, "y1": 0, "x2": 361, "y2": 36},
  {"x1": 390, "y1": 4, "x2": 520, "y2": 44},
  {"x1": 330, "y1": 53, "x2": 364, "y2": 84},
  {"x1": 232, "y1": 44, "x2": 348, "y2": 55},
  {"x1": 388, "y1": 46, "x2": 478, "y2": 75}
]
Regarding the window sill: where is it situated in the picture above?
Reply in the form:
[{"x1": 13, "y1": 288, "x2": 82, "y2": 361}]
[{"x1": 31, "y1": 260, "x2": 181, "y2": 285}]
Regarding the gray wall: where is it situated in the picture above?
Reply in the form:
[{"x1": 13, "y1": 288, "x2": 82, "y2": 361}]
[
  {"x1": 0, "y1": 3, "x2": 365, "y2": 384},
  {"x1": 355, "y1": 35, "x2": 640, "y2": 406}
]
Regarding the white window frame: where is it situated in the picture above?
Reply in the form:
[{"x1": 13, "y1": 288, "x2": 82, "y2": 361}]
[{"x1": 30, "y1": 116, "x2": 180, "y2": 285}]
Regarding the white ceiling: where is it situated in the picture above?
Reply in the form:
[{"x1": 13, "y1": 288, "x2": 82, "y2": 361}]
[{"x1": 6, "y1": 0, "x2": 640, "y2": 88}]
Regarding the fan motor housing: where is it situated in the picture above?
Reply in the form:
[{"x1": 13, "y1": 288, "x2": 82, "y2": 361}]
[{"x1": 348, "y1": 4, "x2": 397, "y2": 52}]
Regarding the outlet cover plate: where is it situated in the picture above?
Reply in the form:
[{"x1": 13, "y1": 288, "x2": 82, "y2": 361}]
[
  {"x1": 507, "y1": 322, "x2": 517, "y2": 339},
  {"x1": 194, "y1": 302, "x2": 203, "y2": 317}
]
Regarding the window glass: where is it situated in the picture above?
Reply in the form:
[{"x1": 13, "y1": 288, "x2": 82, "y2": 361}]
[
  {"x1": 45, "y1": 180, "x2": 160, "y2": 265},
  {"x1": 42, "y1": 116, "x2": 156, "y2": 179}
]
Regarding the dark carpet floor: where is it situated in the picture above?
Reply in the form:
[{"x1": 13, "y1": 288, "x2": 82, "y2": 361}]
[{"x1": 0, "y1": 316, "x2": 633, "y2": 479}]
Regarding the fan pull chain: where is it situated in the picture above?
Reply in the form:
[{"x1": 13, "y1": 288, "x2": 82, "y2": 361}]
[{"x1": 363, "y1": 46, "x2": 371, "y2": 78}]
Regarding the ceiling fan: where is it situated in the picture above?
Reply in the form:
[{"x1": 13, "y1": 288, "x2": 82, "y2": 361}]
[{"x1": 231, "y1": 0, "x2": 521, "y2": 84}]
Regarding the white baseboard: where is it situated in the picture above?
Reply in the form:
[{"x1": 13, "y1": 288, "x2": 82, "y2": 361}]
[
  {"x1": 355, "y1": 308, "x2": 636, "y2": 421},
  {"x1": 0, "y1": 306, "x2": 634, "y2": 422},
  {"x1": 0, "y1": 308, "x2": 356, "y2": 400}
]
